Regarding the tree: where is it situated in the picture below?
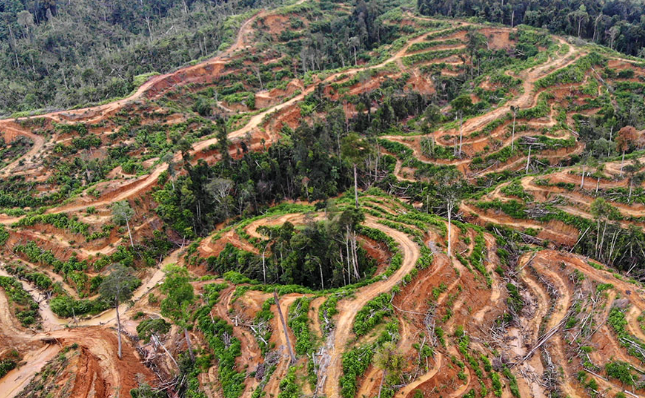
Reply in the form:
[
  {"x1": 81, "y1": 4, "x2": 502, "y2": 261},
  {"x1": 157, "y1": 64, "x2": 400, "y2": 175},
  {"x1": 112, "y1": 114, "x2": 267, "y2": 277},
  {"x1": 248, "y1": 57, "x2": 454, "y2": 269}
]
[
  {"x1": 590, "y1": 198, "x2": 619, "y2": 260},
  {"x1": 160, "y1": 265, "x2": 196, "y2": 361},
  {"x1": 623, "y1": 159, "x2": 643, "y2": 203},
  {"x1": 465, "y1": 32, "x2": 487, "y2": 77},
  {"x1": 510, "y1": 105, "x2": 518, "y2": 152},
  {"x1": 349, "y1": 36, "x2": 360, "y2": 65},
  {"x1": 595, "y1": 162, "x2": 605, "y2": 195},
  {"x1": 451, "y1": 95, "x2": 473, "y2": 157},
  {"x1": 341, "y1": 133, "x2": 371, "y2": 208},
  {"x1": 437, "y1": 168, "x2": 464, "y2": 258},
  {"x1": 608, "y1": 25, "x2": 620, "y2": 50},
  {"x1": 205, "y1": 177, "x2": 234, "y2": 219},
  {"x1": 579, "y1": 152, "x2": 592, "y2": 189},
  {"x1": 215, "y1": 116, "x2": 231, "y2": 168},
  {"x1": 274, "y1": 290, "x2": 296, "y2": 364},
  {"x1": 177, "y1": 138, "x2": 192, "y2": 169},
  {"x1": 616, "y1": 126, "x2": 638, "y2": 175},
  {"x1": 605, "y1": 361, "x2": 636, "y2": 387},
  {"x1": 99, "y1": 265, "x2": 139, "y2": 359},
  {"x1": 193, "y1": 98, "x2": 212, "y2": 117},
  {"x1": 161, "y1": 152, "x2": 176, "y2": 191},
  {"x1": 112, "y1": 201, "x2": 135, "y2": 247},
  {"x1": 373, "y1": 341, "x2": 404, "y2": 398},
  {"x1": 568, "y1": 5, "x2": 589, "y2": 38}
]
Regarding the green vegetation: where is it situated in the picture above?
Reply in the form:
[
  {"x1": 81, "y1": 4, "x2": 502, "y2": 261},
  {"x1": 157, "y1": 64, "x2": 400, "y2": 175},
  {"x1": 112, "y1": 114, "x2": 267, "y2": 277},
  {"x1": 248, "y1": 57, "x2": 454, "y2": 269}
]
[
  {"x1": 607, "y1": 307, "x2": 645, "y2": 362},
  {"x1": 605, "y1": 360, "x2": 637, "y2": 386},
  {"x1": 193, "y1": 282, "x2": 244, "y2": 398},
  {"x1": 4, "y1": 263, "x2": 53, "y2": 291},
  {"x1": 288, "y1": 297, "x2": 316, "y2": 355},
  {"x1": 137, "y1": 318, "x2": 172, "y2": 343},
  {"x1": 319, "y1": 294, "x2": 339, "y2": 335},
  {"x1": 353, "y1": 293, "x2": 393, "y2": 336},
  {"x1": 340, "y1": 344, "x2": 374, "y2": 398},
  {"x1": 14, "y1": 213, "x2": 108, "y2": 239},
  {"x1": 0, "y1": 0, "x2": 296, "y2": 114},
  {"x1": 418, "y1": 0, "x2": 645, "y2": 58},
  {"x1": 0, "y1": 358, "x2": 17, "y2": 379},
  {"x1": 0, "y1": 276, "x2": 40, "y2": 327},
  {"x1": 254, "y1": 298, "x2": 274, "y2": 356}
]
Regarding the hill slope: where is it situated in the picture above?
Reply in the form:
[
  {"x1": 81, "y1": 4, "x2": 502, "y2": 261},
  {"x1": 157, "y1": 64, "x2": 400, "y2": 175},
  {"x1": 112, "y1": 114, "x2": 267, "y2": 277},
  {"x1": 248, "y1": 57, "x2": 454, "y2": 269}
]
[{"x1": 1, "y1": 1, "x2": 645, "y2": 397}]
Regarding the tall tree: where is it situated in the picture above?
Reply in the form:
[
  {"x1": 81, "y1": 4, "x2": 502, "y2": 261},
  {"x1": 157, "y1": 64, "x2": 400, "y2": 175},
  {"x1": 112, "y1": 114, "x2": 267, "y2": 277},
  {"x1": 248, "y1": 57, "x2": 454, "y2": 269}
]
[
  {"x1": 510, "y1": 105, "x2": 518, "y2": 152},
  {"x1": 112, "y1": 201, "x2": 135, "y2": 247},
  {"x1": 623, "y1": 159, "x2": 643, "y2": 203},
  {"x1": 437, "y1": 168, "x2": 464, "y2": 258},
  {"x1": 341, "y1": 133, "x2": 371, "y2": 208},
  {"x1": 616, "y1": 126, "x2": 638, "y2": 175},
  {"x1": 99, "y1": 265, "x2": 139, "y2": 359},
  {"x1": 590, "y1": 198, "x2": 619, "y2": 260},
  {"x1": 569, "y1": 5, "x2": 589, "y2": 38},
  {"x1": 451, "y1": 95, "x2": 473, "y2": 157}
]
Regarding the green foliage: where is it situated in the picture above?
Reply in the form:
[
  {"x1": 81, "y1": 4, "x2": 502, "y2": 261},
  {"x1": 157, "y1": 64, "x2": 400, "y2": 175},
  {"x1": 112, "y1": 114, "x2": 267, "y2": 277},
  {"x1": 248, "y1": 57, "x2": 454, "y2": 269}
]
[
  {"x1": 319, "y1": 294, "x2": 339, "y2": 335},
  {"x1": 353, "y1": 293, "x2": 393, "y2": 336},
  {"x1": 340, "y1": 344, "x2": 374, "y2": 398},
  {"x1": 500, "y1": 181, "x2": 534, "y2": 202},
  {"x1": 4, "y1": 264, "x2": 53, "y2": 291},
  {"x1": 99, "y1": 264, "x2": 140, "y2": 306},
  {"x1": 137, "y1": 318, "x2": 172, "y2": 343},
  {"x1": 196, "y1": 314, "x2": 245, "y2": 398},
  {"x1": 49, "y1": 294, "x2": 111, "y2": 318},
  {"x1": 254, "y1": 299, "x2": 274, "y2": 356},
  {"x1": 161, "y1": 266, "x2": 195, "y2": 329},
  {"x1": 0, "y1": 276, "x2": 40, "y2": 327},
  {"x1": 407, "y1": 39, "x2": 463, "y2": 53},
  {"x1": 607, "y1": 307, "x2": 645, "y2": 362},
  {"x1": 0, "y1": 359, "x2": 17, "y2": 379},
  {"x1": 13, "y1": 241, "x2": 89, "y2": 278},
  {"x1": 289, "y1": 297, "x2": 316, "y2": 356},
  {"x1": 506, "y1": 283, "x2": 524, "y2": 314},
  {"x1": 278, "y1": 366, "x2": 301, "y2": 398},
  {"x1": 536, "y1": 53, "x2": 606, "y2": 89},
  {"x1": 402, "y1": 48, "x2": 466, "y2": 66},
  {"x1": 469, "y1": 233, "x2": 491, "y2": 286},
  {"x1": 605, "y1": 361, "x2": 636, "y2": 386},
  {"x1": 420, "y1": 0, "x2": 645, "y2": 57},
  {"x1": 0, "y1": 225, "x2": 9, "y2": 246},
  {"x1": 491, "y1": 372, "x2": 503, "y2": 397},
  {"x1": 476, "y1": 199, "x2": 527, "y2": 219},
  {"x1": 0, "y1": 0, "x2": 287, "y2": 114},
  {"x1": 502, "y1": 367, "x2": 521, "y2": 398}
]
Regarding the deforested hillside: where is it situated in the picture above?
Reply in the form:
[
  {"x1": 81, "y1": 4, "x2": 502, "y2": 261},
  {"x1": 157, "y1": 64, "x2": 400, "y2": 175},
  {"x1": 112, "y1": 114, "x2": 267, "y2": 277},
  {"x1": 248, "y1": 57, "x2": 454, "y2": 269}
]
[{"x1": 2, "y1": 0, "x2": 645, "y2": 397}]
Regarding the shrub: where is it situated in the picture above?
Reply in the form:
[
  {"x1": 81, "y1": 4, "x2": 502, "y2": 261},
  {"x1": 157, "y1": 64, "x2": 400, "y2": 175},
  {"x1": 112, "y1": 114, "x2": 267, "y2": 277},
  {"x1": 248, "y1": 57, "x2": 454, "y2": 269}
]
[{"x1": 137, "y1": 318, "x2": 172, "y2": 343}]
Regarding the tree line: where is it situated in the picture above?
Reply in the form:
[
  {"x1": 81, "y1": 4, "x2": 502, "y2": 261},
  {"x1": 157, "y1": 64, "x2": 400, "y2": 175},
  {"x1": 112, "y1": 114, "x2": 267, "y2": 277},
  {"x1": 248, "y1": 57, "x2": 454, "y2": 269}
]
[
  {"x1": 0, "y1": 0, "x2": 287, "y2": 114},
  {"x1": 417, "y1": 0, "x2": 645, "y2": 57}
]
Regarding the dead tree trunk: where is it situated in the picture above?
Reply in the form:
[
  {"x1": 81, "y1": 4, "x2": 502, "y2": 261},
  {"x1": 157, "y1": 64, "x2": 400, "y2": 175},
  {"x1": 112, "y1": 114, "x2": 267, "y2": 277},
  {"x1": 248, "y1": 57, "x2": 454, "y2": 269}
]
[
  {"x1": 184, "y1": 327, "x2": 195, "y2": 361},
  {"x1": 116, "y1": 296, "x2": 123, "y2": 359},
  {"x1": 274, "y1": 291, "x2": 296, "y2": 364},
  {"x1": 447, "y1": 202, "x2": 453, "y2": 258},
  {"x1": 354, "y1": 163, "x2": 359, "y2": 208},
  {"x1": 126, "y1": 219, "x2": 134, "y2": 247},
  {"x1": 525, "y1": 145, "x2": 532, "y2": 174}
]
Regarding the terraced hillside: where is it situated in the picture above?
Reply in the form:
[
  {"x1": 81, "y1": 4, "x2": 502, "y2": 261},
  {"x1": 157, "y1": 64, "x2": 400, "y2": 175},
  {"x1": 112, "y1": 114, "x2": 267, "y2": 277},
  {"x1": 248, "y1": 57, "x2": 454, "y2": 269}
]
[{"x1": 1, "y1": 0, "x2": 645, "y2": 397}]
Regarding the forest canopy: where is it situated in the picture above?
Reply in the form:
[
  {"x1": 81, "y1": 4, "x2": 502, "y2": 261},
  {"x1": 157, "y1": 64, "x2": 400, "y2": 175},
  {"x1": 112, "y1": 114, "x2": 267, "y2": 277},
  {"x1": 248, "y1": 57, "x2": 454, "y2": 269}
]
[
  {"x1": 0, "y1": 0, "x2": 285, "y2": 114},
  {"x1": 0, "y1": 0, "x2": 402, "y2": 115},
  {"x1": 417, "y1": 0, "x2": 645, "y2": 57}
]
